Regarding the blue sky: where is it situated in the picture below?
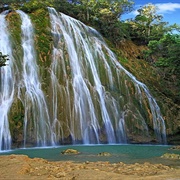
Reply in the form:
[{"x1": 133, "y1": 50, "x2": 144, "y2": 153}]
[{"x1": 122, "y1": 0, "x2": 180, "y2": 25}]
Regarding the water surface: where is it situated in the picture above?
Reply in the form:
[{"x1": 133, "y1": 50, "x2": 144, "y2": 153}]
[{"x1": 0, "y1": 144, "x2": 179, "y2": 167}]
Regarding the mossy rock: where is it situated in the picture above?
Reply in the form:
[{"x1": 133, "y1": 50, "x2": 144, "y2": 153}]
[
  {"x1": 169, "y1": 146, "x2": 180, "y2": 150},
  {"x1": 61, "y1": 149, "x2": 80, "y2": 155},
  {"x1": 161, "y1": 153, "x2": 180, "y2": 159},
  {"x1": 97, "y1": 152, "x2": 111, "y2": 156}
]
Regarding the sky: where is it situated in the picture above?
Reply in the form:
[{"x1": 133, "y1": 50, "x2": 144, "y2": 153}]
[{"x1": 122, "y1": 0, "x2": 180, "y2": 25}]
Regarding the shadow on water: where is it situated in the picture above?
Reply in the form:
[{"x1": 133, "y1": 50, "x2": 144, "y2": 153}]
[{"x1": 0, "y1": 144, "x2": 180, "y2": 167}]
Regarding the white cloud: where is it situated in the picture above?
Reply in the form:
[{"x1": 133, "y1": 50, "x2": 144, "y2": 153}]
[
  {"x1": 121, "y1": 2, "x2": 180, "y2": 22},
  {"x1": 132, "y1": 10, "x2": 139, "y2": 16},
  {"x1": 129, "y1": 3, "x2": 180, "y2": 16},
  {"x1": 156, "y1": 3, "x2": 180, "y2": 14},
  {"x1": 131, "y1": 5, "x2": 142, "y2": 16}
]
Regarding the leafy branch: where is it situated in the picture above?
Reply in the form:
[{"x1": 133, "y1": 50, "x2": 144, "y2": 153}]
[{"x1": 0, "y1": 52, "x2": 9, "y2": 67}]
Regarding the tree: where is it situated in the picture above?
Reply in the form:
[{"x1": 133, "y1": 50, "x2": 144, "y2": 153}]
[
  {"x1": 20, "y1": 0, "x2": 54, "y2": 12},
  {"x1": 143, "y1": 33, "x2": 180, "y2": 103},
  {"x1": 144, "y1": 34, "x2": 180, "y2": 76},
  {"x1": 68, "y1": 0, "x2": 134, "y2": 22},
  {"x1": 52, "y1": 0, "x2": 133, "y2": 45},
  {"x1": 0, "y1": 0, "x2": 26, "y2": 7},
  {"x1": 0, "y1": 52, "x2": 9, "y2": 67},
  {"x1": 155, "y1": 34, "x2": 180, "y2": 73},
  {"x1": 0, "y1": 0, "x2": 28, "y2": 12},
  {"x1": 128, "y1": 3, "x2": 171, "y2": 44}
]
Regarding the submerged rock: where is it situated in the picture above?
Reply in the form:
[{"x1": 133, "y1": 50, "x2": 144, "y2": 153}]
[
  {"x1": 61, "y1": 149, "x2": 80, "y2": 155},
  {"x1": 97, "y1": 152, "x2": 111, "y2": 156},
  {"x1": 170, "y1": 146, "x2": 180, "y2": 150},
  {"x1": 161, "y1": 153, "x2": 180, "y2": 159}
]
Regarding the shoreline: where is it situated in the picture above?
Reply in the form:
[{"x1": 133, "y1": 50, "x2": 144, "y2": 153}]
[{"x1": 0, "y1": 154, "x2": 180, "y2": 179}]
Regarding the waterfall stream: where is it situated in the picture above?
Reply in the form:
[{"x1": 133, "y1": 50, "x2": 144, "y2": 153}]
[
  {"x1": 0, "y1": 8, "x2": 167, "y2": 150},
  {"x1": 0, "y1": 11, "x2": 14, "y2": 150},
  {"x1": 16, "y1": 10, "x2": 54, "y2": 147}
]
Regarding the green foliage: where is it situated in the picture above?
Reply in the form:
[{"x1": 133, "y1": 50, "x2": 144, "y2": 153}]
[
  {"x1": 143, "y1": 33, "x2": 180, "y2": 103},
  {"x1": 155, "y1": 34, "x2": 180, "y2": 74},
  {"x1": 6, "y1": 11, "x2": 23, "y2": 67},
  {"x1": 145, "y1": 34, "x2": 180, "y2": 74},
  {"x1": 29, "y1": 8, "x2": 53, "y2": 92},
  {"x1": 52, "y1": 0, "x2": 82, "y2": 19},
  {"x1": 127, "y1": 3, "x2": 172, "y2": 45},
  {"x1": 29, "y1": 8, "x2": 52, "y2": 65},
  {"x1": 13, "y1": 114, "x2": 24, "y2": 124},
  {"x1": 0, "y1": 52, "x2": 9, "y2": 67},
  {"x1": 4, "y1": 0, "x2": 135, "y2": 47},
  {"x1": 89, "y1": 0, "x2": 133, "y2": 44},
  {"x1": 53, "y1": 0, "x2": 133, "y2": 45},
  {"x1": 0, "y1": 0, "x2": 26, "y2": 12},
  {"x1": 0, "y1": 0, "x2": 26, "y2": 4},
  {"x1": 6, "y1": 11, "x2": 22, "y2": 44},
  {"x1": 74, "y1": 0, "x2": 134, "y2": 21},
  {"x1": 20, "y1": 0, "x2": 54, "y2": 13},
  {"x1": 92, "y1": 14, "x2": 130, "y2": 46},
  {"x1": 78, "y1": 0, "x2": 134, "y2": 20}
]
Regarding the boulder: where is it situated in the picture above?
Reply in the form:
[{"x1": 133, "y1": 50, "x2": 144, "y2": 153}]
[{"x1": 61, "y1": 149, "x2": 80, "y2": 155}]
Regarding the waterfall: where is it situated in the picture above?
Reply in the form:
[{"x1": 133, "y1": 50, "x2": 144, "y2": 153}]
[
  {"x1": 48, "y1": 8, "x2": 115, "y2": 144},
  {"x1": 48, "y1": 8, "x2": 167, "y2": 144},
  {"x1": 16, "y1": 10, "x2": 54, "y2": 147},
  {"x1": 0, "y1": 8, "x2": 167, "y2": 150},
  {"x1": 0, "y1": 11, "x2": 14, "y2": 150}
]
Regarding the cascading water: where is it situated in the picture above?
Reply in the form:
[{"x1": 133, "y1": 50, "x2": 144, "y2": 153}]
[
  {"x1": 16, "y1": 10, "x2": 54, "y2": 147},
  {"x1": 0, "y1": 8, "x2": 167, "y2": 150},
  {"x1": 48, "y1": 8, "x2": 167, "y2": 145},
  {"x1": 0, "y1": 11, "x2": 14, "y2": 150},
  {"x1": 48, "y1": 8, "x2": 115, "y2": 144}
]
